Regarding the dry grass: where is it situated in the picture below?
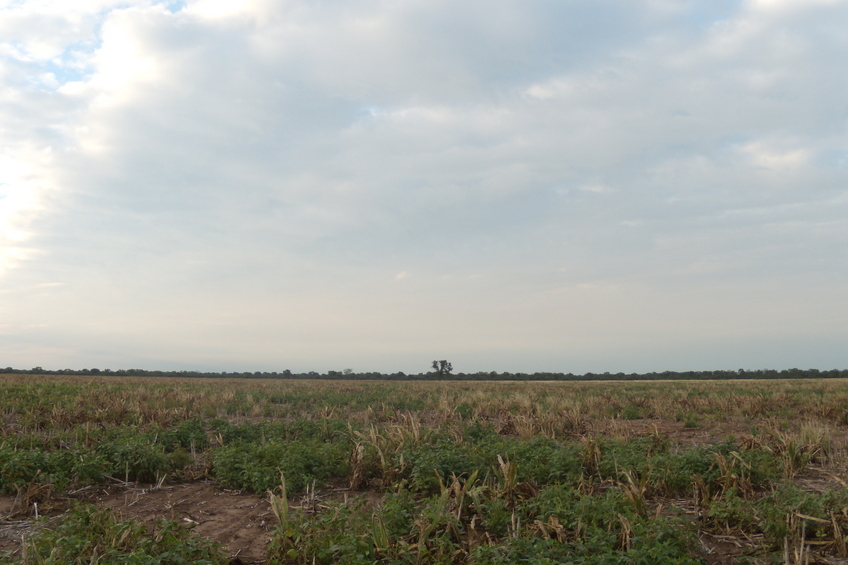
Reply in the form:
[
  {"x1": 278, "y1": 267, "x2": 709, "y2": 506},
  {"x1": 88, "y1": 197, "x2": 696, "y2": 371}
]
[{"x1": 4, "y1": 375, "x2": 848, "y2": 438}]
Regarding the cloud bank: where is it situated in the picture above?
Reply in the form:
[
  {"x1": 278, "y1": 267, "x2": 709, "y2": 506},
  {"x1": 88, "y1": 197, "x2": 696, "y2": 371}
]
[{"x1": 1, "y1": 0, "x2": 846, "y2": 373}]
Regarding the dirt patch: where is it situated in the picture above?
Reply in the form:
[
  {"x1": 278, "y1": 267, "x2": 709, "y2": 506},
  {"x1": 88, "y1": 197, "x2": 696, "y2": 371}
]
[
  {"x1": 86, "y1": 482, "x2": 273, "y2": 564},
  {"x1": 698, "y1": 531, "x2": 771, "y2": 565},
  {"x1": 589, "y1": 418, "x2": 755, "y2": 446},
  {"x1": 0, "y1": 481, "x2": 385, "y2": 564},
  {"x1": 1, "y1": 482, "x2": 274, "y2": 564},
  {"x1": 0, "y1": 520, "x2": 43, "y2": 556}
]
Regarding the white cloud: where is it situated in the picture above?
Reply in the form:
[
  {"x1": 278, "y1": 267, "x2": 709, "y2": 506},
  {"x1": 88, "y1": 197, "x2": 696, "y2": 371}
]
[
  {"x1": 749, "y1": 0, "x2": 844, "y2": 13},
  {"x1": 578, "y1": 184, "x2": 613, "y2": 194},
  {"x1": 185, "y1": 0, "x2": 271, "y2": 20},
  {"x1": 739, "y1": 141, "x2": 810, "y2": 171},
  {"x1": 87, "y1": 10, "x2": 163, "y2": 94},
  {"x1": 0, "y1": 148, "x2": 50, "y2": 277}
]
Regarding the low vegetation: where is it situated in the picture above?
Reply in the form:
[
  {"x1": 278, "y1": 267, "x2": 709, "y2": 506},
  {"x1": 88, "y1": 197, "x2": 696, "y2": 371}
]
[
  {"x1": 0, "y1": 505, "x2": 228, "y2": 565},
  {"x1": 1, "y1": 375, "x2": 848, "y2": 563}
]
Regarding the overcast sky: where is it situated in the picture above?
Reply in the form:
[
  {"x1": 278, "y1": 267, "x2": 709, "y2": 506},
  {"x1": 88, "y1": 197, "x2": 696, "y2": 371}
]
[{"x1": 1, "y1": 0, "x2": 846, "y2": 374}]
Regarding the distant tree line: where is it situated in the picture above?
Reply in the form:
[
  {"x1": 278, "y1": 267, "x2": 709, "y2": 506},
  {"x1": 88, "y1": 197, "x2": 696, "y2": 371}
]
[{"x1": 2, "y1": 366, "x2": 847, "y2": 381}]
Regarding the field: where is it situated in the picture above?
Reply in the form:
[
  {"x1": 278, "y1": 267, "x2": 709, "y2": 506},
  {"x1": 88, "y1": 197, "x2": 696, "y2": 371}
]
[{"x1": 2, "y1": 375, "x2": 848, "y2": 564}]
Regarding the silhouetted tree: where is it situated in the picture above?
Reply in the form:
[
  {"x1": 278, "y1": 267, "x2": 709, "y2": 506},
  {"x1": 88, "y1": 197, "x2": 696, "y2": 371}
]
[{"x1": 431, "y1": 360, "x2": 453, "y2": 377}]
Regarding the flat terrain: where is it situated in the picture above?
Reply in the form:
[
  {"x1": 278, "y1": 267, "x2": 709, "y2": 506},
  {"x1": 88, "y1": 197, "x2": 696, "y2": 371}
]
[{"x1": 2, "y1": 376, "x2": 848, "y2": 564}]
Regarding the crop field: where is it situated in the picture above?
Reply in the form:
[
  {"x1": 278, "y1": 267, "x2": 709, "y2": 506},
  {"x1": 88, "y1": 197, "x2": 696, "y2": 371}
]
[{"x1": 2, "y1": 375, "x2": 848, "y2": 564}]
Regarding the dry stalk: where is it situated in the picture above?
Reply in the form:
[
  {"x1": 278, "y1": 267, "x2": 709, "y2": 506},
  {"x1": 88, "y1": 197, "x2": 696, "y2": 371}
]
[
  {"x1": 617, "y1": 514, "x2": 633, "y2": 552},
  {"x1": 513, "y1": 416, "x2": 537, "y2": 440},
  {"x1": 617, "y1": 467, "x2": 650, "y2": 516},
  {"x1": 692, "y1": 475, "x2": 710, "y2": 519},
  {"x1": 349, "y1": 441, "x2": 367, "y2": 490},
  {"x1": 831, "y1": 511, "x2": 846, "y2": 558},
  {"x1": 580, "y1": 436, "x2": 602, "y2": 477}
]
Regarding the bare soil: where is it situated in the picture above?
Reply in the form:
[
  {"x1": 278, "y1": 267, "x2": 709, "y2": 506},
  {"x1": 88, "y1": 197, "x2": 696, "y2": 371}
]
[{"x1": 0, "y1": 482, "x2": 273, "y2": 564}]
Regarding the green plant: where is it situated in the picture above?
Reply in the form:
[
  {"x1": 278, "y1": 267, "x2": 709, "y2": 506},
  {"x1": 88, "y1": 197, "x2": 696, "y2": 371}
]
[
  {"x1": 96, "y1": 433, "x2": 180, "y2": 483},
  {"x1": 1, "y1": 504, "x2": 227, "y2": 564},
  {"x1": 621, "y1": 405, "x2": 643, "y2": 420},
  {"x1": 213, "y1": 439, "x2": 349, "y2": 494}
]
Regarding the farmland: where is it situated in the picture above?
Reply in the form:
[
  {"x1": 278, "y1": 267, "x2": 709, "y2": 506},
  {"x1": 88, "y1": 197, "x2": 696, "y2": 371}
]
[{"x1": 2, "y1": 375, "x2": 848, "y2": 564}]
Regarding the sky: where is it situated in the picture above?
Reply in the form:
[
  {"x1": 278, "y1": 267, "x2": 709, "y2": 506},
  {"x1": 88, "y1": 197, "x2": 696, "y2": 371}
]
[{"x1": 0, "y1": 0, "x2": 846, "y2": 375}]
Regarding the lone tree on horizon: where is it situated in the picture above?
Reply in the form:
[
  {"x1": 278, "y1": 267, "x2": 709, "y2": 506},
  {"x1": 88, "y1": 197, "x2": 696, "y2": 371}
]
[{"x1": 431, "y1": 360, "x2": 453, "y2": 377}]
